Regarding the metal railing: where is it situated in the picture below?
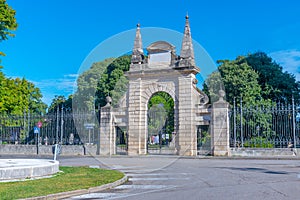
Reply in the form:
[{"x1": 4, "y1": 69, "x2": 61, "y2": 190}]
[
  {"x1": 230, "y1": 98, "x2": 300, "y2": 148},
  {"x1": 0, "y1": 109, "x2": 99, "y2": 146}
]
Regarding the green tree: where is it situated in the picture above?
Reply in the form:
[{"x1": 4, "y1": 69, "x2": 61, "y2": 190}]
[
  {"x1": 48, "y1": 95, "x2": 65, "y2": 113},
  {"x1": 26, "y1": 81, "x2": 47, "y2": 114},
  {"x1": 205, "y1": 52, "x2": 300, "y2": 105},
  {"x1": 0, "y1": 0, "x2": 17, "y2": 58},
  {"x1": 203, "y1": 71, "x2": 223, "y2": 103},
  {"x1": 0, "y1": 0, "x2": 17, "y2": 41},
  {"x1": 217, "y1": 57, "x2": 263, "y2": 106},
  {"x1": 96, "y1": 55, "x2": 131, "y2": 107},
  {"x1": 204, "y1": 55, "x2": 275, "y2": 143},
  {"x1": 74, "y1": 55, "x2": 131, "y2": 110},
  {"x1": 110, "y1": 75, "x2": 128, "y2": 107},
  {"x1": 74, "y1": 58, "x2": 114, "y2": 110},
  {"x1": 48, "y1": 95, "x2": 73, "y2": 113},
  {"x1": 245, "y1": 52, "x2": 300, "y2": 103},
  {"x1": 0, "y1": 77, "x2": 46, "y2": 114}
]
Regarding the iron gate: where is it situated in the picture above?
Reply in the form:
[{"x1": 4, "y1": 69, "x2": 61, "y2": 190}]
[
  {"x1": 147, "y1": 108, "x2": 175, "y2": 154},
  {"x1": 115, "y1": 126, "x2": 127, "y2": 155}
]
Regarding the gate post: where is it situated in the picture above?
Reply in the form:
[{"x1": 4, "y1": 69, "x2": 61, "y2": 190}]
[
  {"x1": 100, "y1": 96, "x2": 115, "y2": 156},
  {"x1": 211, "y1": 90, "x2": 230, "y2": 156}
]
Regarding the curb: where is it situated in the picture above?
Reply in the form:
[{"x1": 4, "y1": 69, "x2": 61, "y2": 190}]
[{"x1": 22, "y1": 174, "x2": 128, "y2": 200}]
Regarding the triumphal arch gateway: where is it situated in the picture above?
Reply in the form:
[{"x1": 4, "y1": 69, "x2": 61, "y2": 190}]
[{"x1": 99, "y1": 16, "x2": 230, "y2": 156}]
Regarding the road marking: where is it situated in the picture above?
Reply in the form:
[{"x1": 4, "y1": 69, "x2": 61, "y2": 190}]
[
  {"x1": 111, "y1": 165, "x2": 143, "y2": 169},
  {"x1": 126, "y1": 172, "x2": 191, "y2": 177},
  {"x1": 70, "y1": 192, "x2": 118, "y2": 199},
  {"x1": 89, "y1": 165, "x2": 100, "y2": 168},
  {"x1": 115, "y1": 184, "x2": 176, "y2": 190},
  {"x1": 129, "y1": 177, "x2": 189, "y2": 181},
  {"x1": 68, "y1": 171, "x2": 189, "y2": 199}
]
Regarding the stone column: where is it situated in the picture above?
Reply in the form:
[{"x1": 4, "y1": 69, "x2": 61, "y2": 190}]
[
  {"x1": 211, "y1": 90, "x2": 230, "y2": 156},
  {"x1": 100, "y1": 97, "x2": 115, "y2": 155}
]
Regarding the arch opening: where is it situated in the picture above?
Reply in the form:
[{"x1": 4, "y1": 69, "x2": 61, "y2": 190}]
[{"x1": 147, "y1": 91, "x2": 175, "y2": 154}]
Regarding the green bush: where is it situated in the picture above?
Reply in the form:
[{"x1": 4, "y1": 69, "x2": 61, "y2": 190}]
[{"x1": 244, "y1": 137, "x2": 274, "y2": 148}]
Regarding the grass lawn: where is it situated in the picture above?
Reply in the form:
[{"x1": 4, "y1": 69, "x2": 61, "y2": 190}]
[{"x1": 0, "y1": 166, "x2": 124, "y2": 200}]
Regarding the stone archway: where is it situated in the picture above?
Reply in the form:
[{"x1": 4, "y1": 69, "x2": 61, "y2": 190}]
[
  {"x1": 126, "y1": 68, "x2": 199, "y2": 156},
  {"x1": 100, "y1": 16, "x2": 214, "y2": 156},
  {"x1": 142, "y1": 83, "x2": 179, "y2": 149},
  {"x1": 125, "y1": 15, "x2": 203, "y2": 156}
]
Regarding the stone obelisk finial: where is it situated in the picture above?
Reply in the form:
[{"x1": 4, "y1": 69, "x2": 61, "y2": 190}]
[
  {"x1": 179, "y1": 14, "x2": 195, "y2": 67},
  {"x1": 131, "y1": 23, "x2": 144, "y2": 64}
]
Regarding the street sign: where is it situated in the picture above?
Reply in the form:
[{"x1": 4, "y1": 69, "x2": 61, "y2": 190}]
[
  {"x1": 84, "y1": 123, "x2": 95, "y2": 129},
  {"x1": 34, "y1": 127, "x2": 39, "y2": 134}
]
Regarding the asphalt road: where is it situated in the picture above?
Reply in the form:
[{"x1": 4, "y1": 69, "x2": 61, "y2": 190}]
[{"x1": 55, "y1": 156, "x2": 300, "y2": 200}]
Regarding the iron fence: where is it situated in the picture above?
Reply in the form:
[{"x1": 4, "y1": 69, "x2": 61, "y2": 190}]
[
  {"x1": 0, "y1": 109, "x2": 99, "y2": 146},
  {"x1": 230, "y1": 98, "x2": 300, "y2": 148}
]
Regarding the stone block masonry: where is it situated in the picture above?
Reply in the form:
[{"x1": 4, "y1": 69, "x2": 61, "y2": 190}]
[
  {"x1": 211, "y1": 90, "x2": 230, "y2": 156},
  {"x1": 98, "y1": 16, "x2": 212, "y2": 157}
]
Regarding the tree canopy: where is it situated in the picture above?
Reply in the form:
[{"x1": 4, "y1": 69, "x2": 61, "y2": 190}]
[
  {"x1": 48, "y1": 95, "x2": 73, "y2": 113},
  {"x1": 218, "y1": 57, "x2": 262, "y2": 105},
  {"x1": 245, "y1": 52, "x2": 300, "y2": 103},
  {"x1": 0, "y1": 77, "x2": 47, "y2": 114},
  {"x1": 72, "y1": 55, "x2": 131, "y2": 111},
  {"x1": 73, "y1": 58, "x2": 114, "y2": 110},
  {"x1": 95, "y1": 55, "x2": 131, "y2": 107},
  {"x1": 204, "y1": 52, "x2": 300, "y2": 105},
  {"x1": 0, "y1": 0, "x2": 17, "y2": 56},
  {"x1": 205, "y1": 56, "x2": 262, "y2": 105}
]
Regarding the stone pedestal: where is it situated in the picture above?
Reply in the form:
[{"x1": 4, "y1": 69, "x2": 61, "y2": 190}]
[{"x1": 211, "y1": 91, "x2": 230, "y2": 156}]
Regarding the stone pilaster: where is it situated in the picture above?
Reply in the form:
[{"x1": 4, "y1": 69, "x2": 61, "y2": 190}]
[
  {"x1": 127, "y1": 78, "x2": 147, "y2": 155},
  {"x1": 177, "y1": 74, "x2": 197, "y2": 156},
  {"x1": 211, "y1": 90, "x2": 230, "y2": 156}
]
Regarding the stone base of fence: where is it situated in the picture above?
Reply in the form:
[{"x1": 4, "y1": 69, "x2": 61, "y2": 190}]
[
  {"x1": 231, "y1": 148, "x2": 298, "y2": 157},
  {"x1": 0, "y1": 144, "x2": 98, "y2": 156}
]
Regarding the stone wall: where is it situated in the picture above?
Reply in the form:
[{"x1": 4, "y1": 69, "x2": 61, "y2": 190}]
[
  {"x1": 231, "y1": 148, "x2": 297, "y2": 157},
  {"x1": 0, "y1": 144, "x2": 98, "y2": 156}
]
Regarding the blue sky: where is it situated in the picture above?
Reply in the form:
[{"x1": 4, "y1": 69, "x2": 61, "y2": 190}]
[{"x1": 2, "y1": 0, "x2": 300, "y2": 105}]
